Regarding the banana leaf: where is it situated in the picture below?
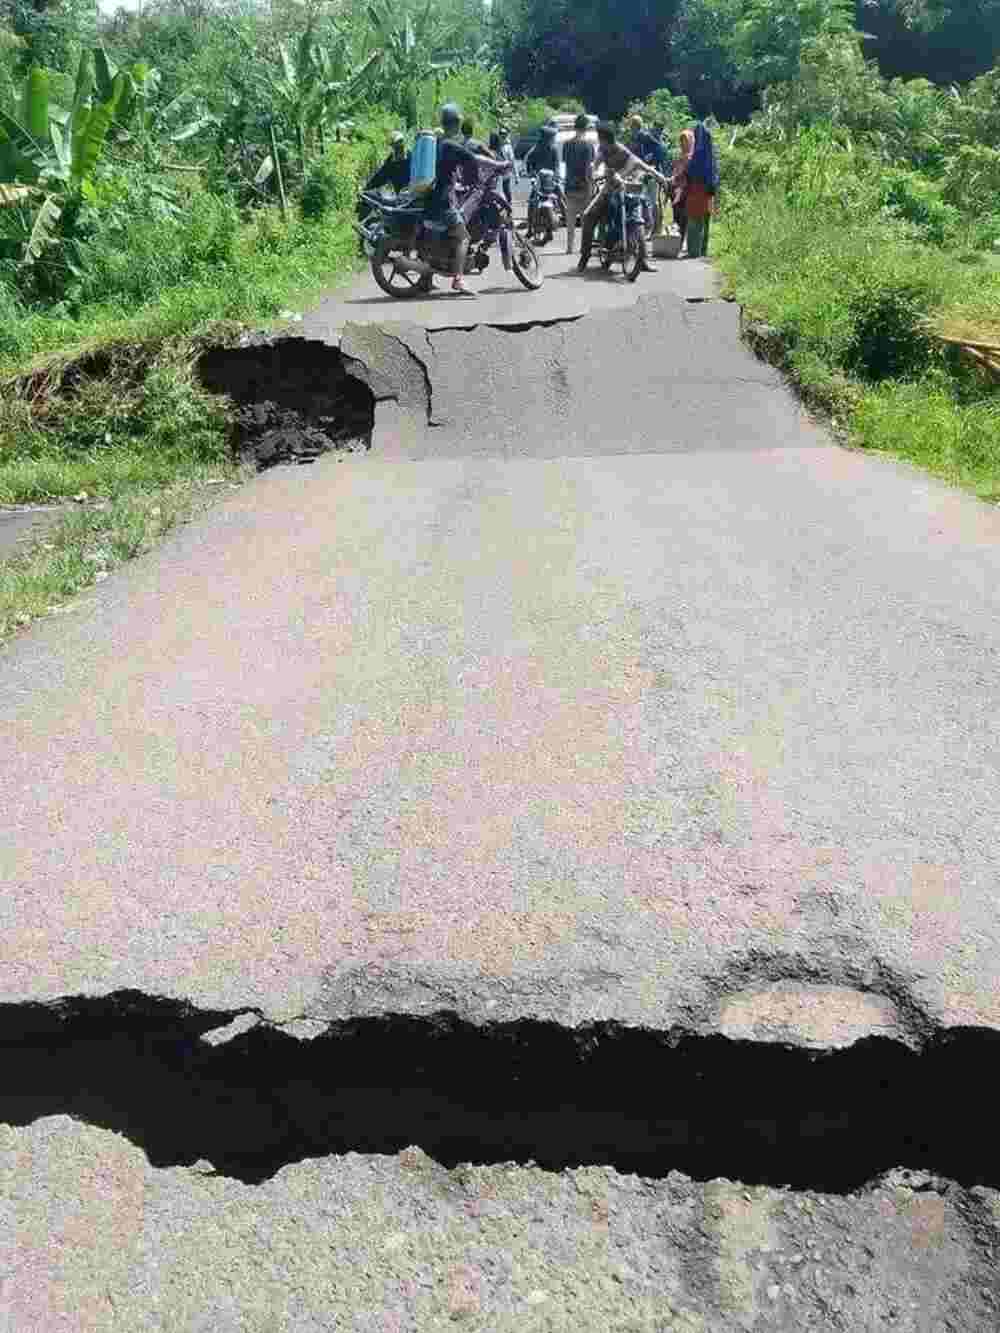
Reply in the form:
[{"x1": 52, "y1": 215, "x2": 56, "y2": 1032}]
[
  {"x1": 22, "y1": 65, "x2": 49, "y2": 143},
  {"x1": 277, "y1": 43, "x2": 297, "y2": 92},
  {"x1": 48, "y1": 119, "x2": 71, "y2": 180},
  {"x1": 0, "y1": 183, "x2": 36, "y2": 205},
  {"x1": 0, "y1": 107, "x2": 46, "y2": 183},
  {"x1": 93, "y1": 48, "x2": 119, "y2": 105},
  {"x1": 72, "y1": 49, "x2": 94, "y2": 115},
  {"x1": 70, "y1": 72, "x2": 125, "y2": 184},
  {"x1": 169, "y1": 116, "x2": 216, "y2": 143},
  {"x1": 20, "y1": 193, "x2": 62, "y2": 266}
]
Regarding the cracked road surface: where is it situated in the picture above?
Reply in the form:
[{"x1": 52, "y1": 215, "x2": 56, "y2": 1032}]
[
  {"x1": 3, "y1": 259, "x2": 1000, "y2": 1329},
  {"x1": 300, "y1": 245, "x2": 720, "y2": 337}
]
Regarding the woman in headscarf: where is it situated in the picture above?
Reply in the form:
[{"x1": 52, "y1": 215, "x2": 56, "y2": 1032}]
[
  {"x1": 674, "y1": 122, "x2": 718, "y2": 259},
  {"x1": 671, "y1": 127, "x2": 695, "y2": 251}
]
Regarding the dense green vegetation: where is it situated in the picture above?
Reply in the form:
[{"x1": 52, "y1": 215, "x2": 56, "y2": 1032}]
[{"x1": 499, "y1": 0, "x2": 1000, "y2": 119}]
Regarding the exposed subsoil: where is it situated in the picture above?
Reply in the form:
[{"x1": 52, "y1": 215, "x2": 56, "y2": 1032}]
[{"x1": 197, "y1": 337, "x2": 376, "y2": 470}]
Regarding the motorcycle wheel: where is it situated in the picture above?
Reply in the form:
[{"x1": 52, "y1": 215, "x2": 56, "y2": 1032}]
[
  {"x1": 511, "y1": 236, "x2": 543, "y2": 290},
  {"x1": 371, "y1": 239, "x2": 426, "y2": 299},
  {"x1": 625, "y1": 225, "x2": 647, "y2": 283}
]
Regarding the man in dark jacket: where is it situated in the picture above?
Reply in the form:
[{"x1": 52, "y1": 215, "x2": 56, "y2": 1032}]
[
  {"x1": 525, "y1": 123, "x2": 560, "y2": 176},
  {"x1": 365, "y1": 132, "x2": 411, "y2": 194},
  {"x1": 525, "y1": 122, "x2": 564, "y2": 237},
  {"x1": 562, "y1": 114, "x2": 595, "y2": 255},
  {"x1": 426, "y1": 102, "x2": 506, "y2": 296}
]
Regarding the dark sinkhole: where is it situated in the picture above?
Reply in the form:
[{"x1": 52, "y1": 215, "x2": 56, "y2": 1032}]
[
  {"x1": 197, "y1": 339, "x2": 376, "y2": 470},
  {"x1": 1, "y1": 996, "x2": 998, "y2": 1191}
]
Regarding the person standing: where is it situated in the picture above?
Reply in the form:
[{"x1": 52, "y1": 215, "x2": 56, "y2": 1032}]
[
  {"x1": 674, "y1": 122, "x2": 718, "y2": 259},
  {"x1": 577, "y1": 122, "x2": 670, "y2": 273},
  {"x1": 562, "y1": 113, "x2": 595, "y2": 256},
  {"x1": 490, "y1": 130, "x2": 512, "y2": 205},
  {"x1": 671, "y1": 127, "x2": 694, "y2": 250},
  {"x1": 628, "y1": 113, "x2": 668, "y2": 235},
  {"x1": 425, "y1": 102, "x2": 505, "y2": 297},
  {"x1": 364, "y1": 131, "x2": 411, "y2": 194},
  {"x1": 525, "y1": 122, "x2": 560, "y2": 177},
  {"x1": 500, "y1": 129, "x2": 518, "y2": 181}
]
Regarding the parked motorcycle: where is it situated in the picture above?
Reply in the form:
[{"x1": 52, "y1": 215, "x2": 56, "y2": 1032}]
[
  {"x1": 357, "y1": 163, "x2": 543, "y2": 298},
  {"x1": 593, "y1": 174, "x2": 648, "y2": 281},
  {"x1": 527, "y1": 168, "x2": 564, "y2": 246}
]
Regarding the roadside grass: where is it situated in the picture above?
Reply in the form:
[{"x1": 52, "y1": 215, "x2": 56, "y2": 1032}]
[
  {"x1": 0, "y1": 207, "x2": 360, "y2": 379},
  {"x1": 1, "y1": 342, "x2": 236, "y2": 504},
  {"x1": 0, "y1": 475, "x2": 247, "y2": 642},
  {"x1": 0, "y1": 201, "x2": 364, "y2": 639},
  {"x1": 713, "y1": 192, "x2": 1000, "y2": 498}
]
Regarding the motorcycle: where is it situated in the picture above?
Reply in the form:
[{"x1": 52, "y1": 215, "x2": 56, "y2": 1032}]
[
  {"x1": 356, "y1": 162, "x2": 543, "y2": 299},
  {"x1": 593, "y1": 174, "x2": 648, "y2": 282},
  {"x1": 527, "y1": 168, "x2": 564, "y2": 246},
  {"x1": 356, "y1": 185, "x2": 408, "y2": 256}
]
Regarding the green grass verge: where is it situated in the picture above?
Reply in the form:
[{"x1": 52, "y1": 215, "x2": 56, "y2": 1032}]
[
  {"x1": 713, "y1": 193, "x2": 1000, "y2": 500},
  {"x1": 0, "y1": 473, "x2": 247, "y2": 643},
  {"x1": 0, "y1": 205, "x2": 362, "y2": 640},
  {"x1": 1, "y1": 208, "x2": 361, "y2": 378}
]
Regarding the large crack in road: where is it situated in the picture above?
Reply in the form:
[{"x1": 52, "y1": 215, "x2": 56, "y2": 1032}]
[
  {"x1": 4, "y1": 992, "x2": 1000, "y2": 1192},
  {"x1": 195, "y1": 294, "x2": 831, "y2": 469}
]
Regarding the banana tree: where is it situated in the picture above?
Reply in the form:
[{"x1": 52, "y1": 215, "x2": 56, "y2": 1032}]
[
  {"x1": 0, "y1": 52, "x2": 127, "y2": 273},
  {"x1": 271, "y1": 18, "x2": 381, "y2": 172},
  {"x1": 365, "y1": 0, "x2": 464, "y2": 127},
  {"x1": 221, "y1": 15, "x2": 381, "y2": 184},
  {"x1": 105, "y1": 61, "x2": 218, "y2": 173}
]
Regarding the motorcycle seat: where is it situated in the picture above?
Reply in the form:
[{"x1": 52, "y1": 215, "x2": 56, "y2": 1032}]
[{"x1": 379, "y1": 204, "x2": 426, "y2": 220}]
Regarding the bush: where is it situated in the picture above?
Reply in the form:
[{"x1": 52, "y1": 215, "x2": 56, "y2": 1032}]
[
  {"x1": 842, "y1": 273, "x2": 939, "y2": 381},
  {"x1": 74, "y1": 184, "x2": 241, "y2": 309},
  {"x1": 626, "y1": 87, "x2": 693, "y2": 134},
  {"x1": 854, "y1": 379, "x2": 1000, "y2": 495},
  {"x1": 879, "y1": 169, "x2": 961, "y2": 246},
  {"x1": 300, "y1": 159, "x2": 343, "y2": 221},
  {"x1": 943, "y1": 143, "x2": 1000, "y2": 213},
  {"x1": 509, "y1": 96, "x2": 560, "y2": 137},
  {"x1": 713, "y1": 190, "x2": 970, "y2": 377},
  {"x1": 0, "y1": 281, "x2": 26, "y2": 361}
]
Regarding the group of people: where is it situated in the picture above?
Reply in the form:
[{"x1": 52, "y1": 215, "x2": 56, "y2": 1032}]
[
  {"x1": 560, "y1": 113, "x2": 719, "y2": 268},
  {"x1": 363, "y1": 106, "x2": 513, "y2": 295},
  {"x1": 362, "y1": 102, "x2": 719, "y2": 296}
]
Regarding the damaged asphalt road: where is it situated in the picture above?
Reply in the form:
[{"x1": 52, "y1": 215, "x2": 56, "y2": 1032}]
[{"x1": 3, "y1": 264, "x2": 1000, "y2": 1328}]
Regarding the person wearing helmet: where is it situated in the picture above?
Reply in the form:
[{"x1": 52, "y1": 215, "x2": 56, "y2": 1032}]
[
  {"x1": 525, "y1": 121, "x2": 565, "y2": 240},
  {"x1": 562, "y1": 113, "x2": 596, "y2": 256},
  {"x1": 525, "y1": 122, "x2": 560, "y2": 177},
  {"x1": 425, "y1": 102, "x2": 507, "y2": 297},
  {"x1": 364, "y1": 131, "x2": 411, "y2": 195},
  {"x1": 577, "y1": 121, "x2": 671, "y2": 273}
]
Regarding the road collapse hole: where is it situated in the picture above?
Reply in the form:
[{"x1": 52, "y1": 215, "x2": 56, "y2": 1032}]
[
  {"x1": 2, "y1": 1000, "x2": 999, "y2": 1191},
  {"x1": 197, "y1": 338, "x2": 375, "y2": 471}
]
